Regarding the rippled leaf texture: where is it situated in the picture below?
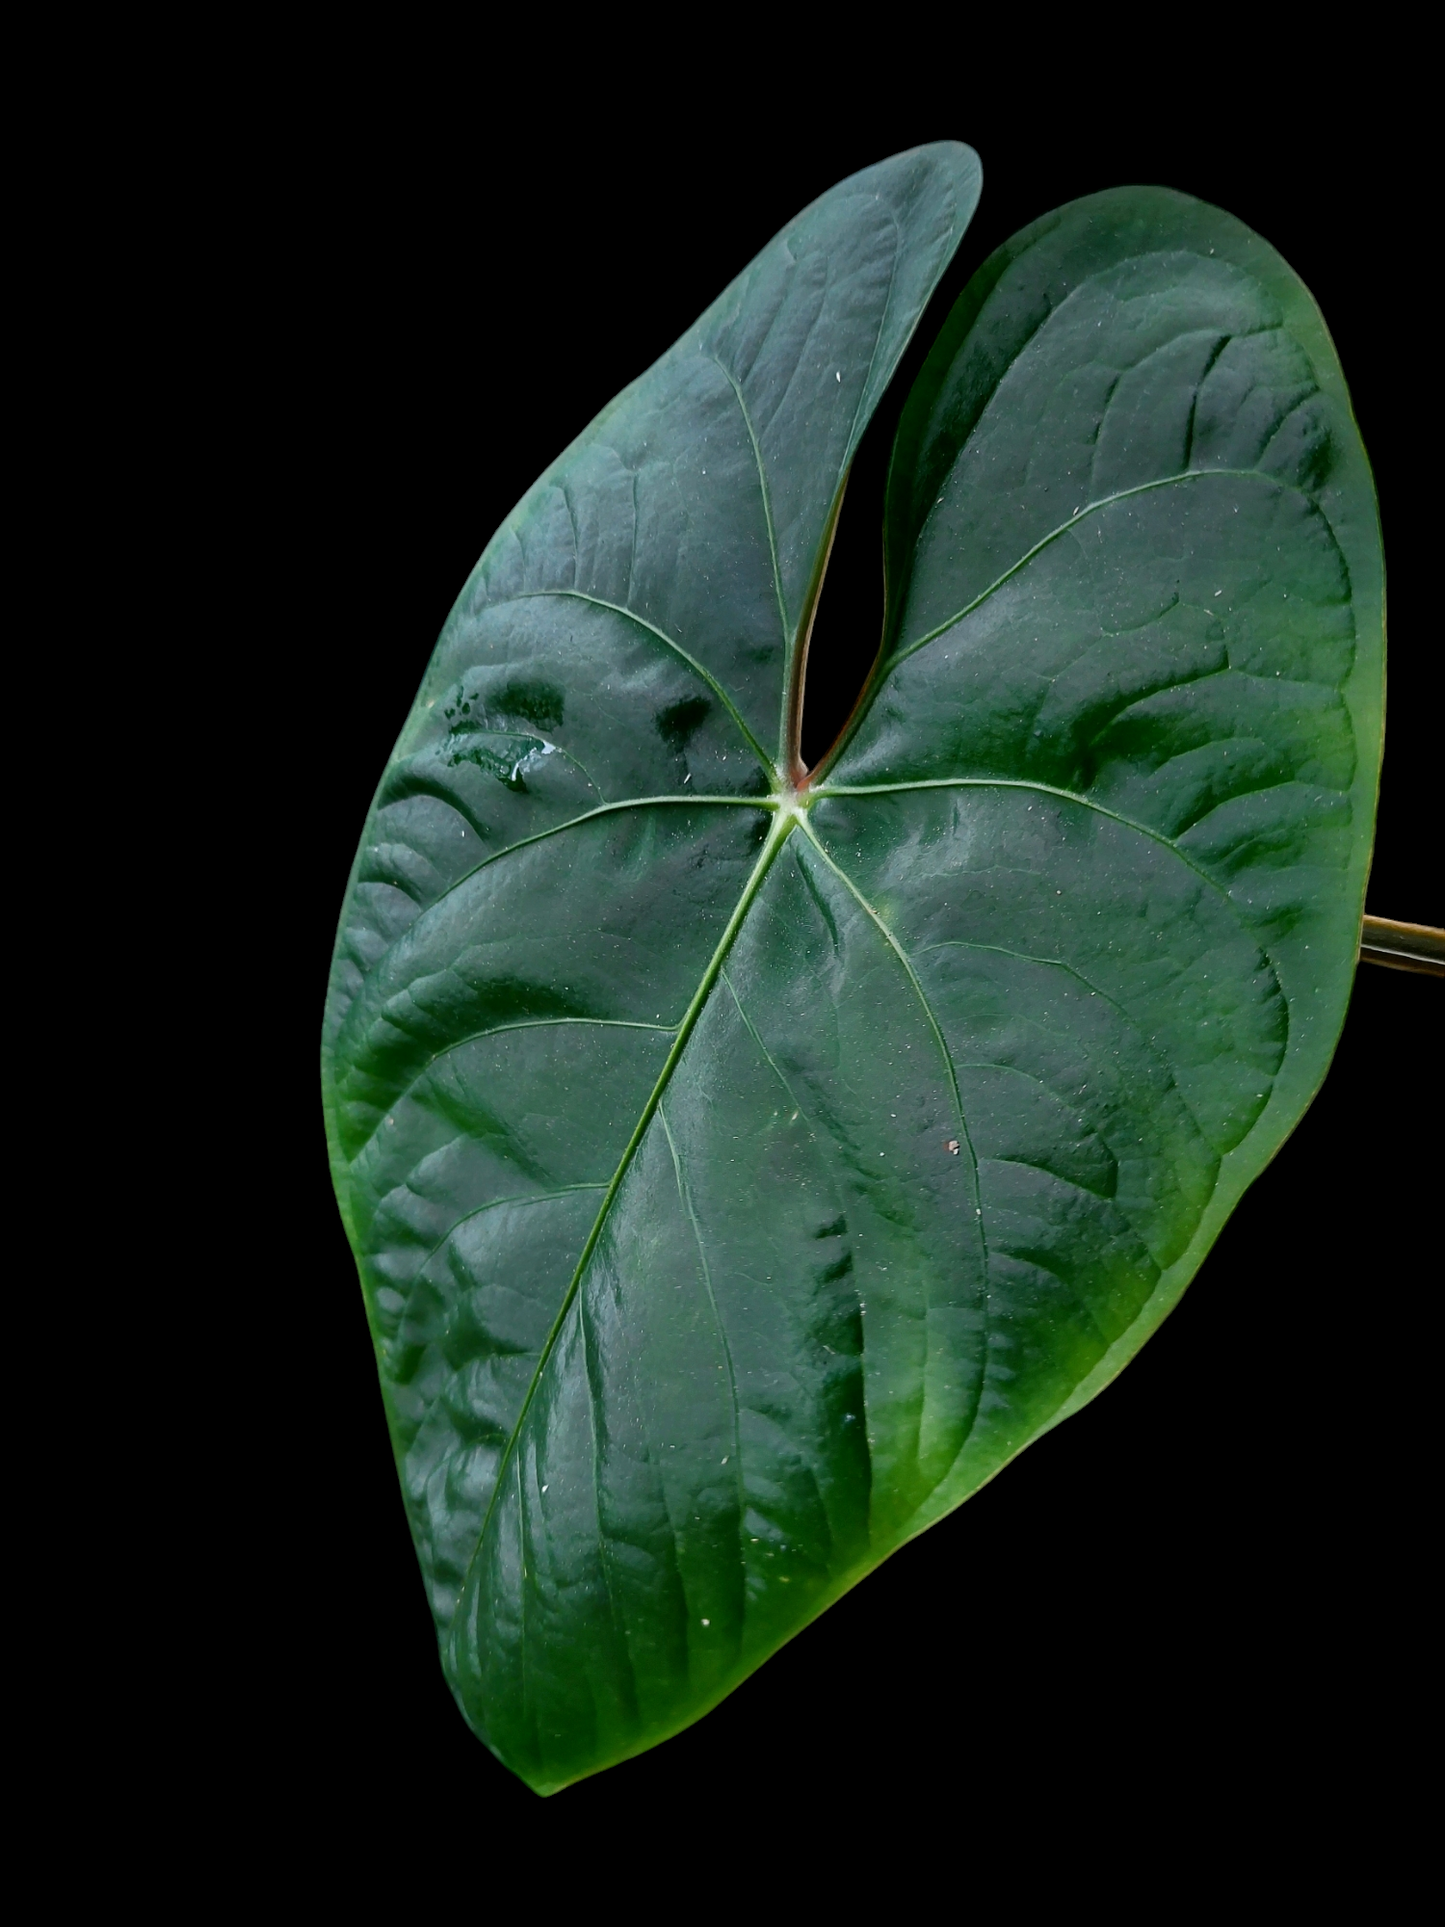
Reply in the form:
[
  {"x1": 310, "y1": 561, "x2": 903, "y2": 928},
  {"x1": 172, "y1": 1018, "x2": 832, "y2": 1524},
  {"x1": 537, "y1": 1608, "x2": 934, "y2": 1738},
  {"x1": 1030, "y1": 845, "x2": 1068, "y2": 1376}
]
[{"x1": 322, "y1": 159, "x2": 1382, "y2": 1793}]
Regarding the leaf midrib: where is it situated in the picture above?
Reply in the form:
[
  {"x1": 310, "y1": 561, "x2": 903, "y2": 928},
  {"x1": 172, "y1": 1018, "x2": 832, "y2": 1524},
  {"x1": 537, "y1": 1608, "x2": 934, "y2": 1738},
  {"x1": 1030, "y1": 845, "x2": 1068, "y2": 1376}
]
[{"x1": 454, "y1": 807, "x2": 800, "y2": 1606}]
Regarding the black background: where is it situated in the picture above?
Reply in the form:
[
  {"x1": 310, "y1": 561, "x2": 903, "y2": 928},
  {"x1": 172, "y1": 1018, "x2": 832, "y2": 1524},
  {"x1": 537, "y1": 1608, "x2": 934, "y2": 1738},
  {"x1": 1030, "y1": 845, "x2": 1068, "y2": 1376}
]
[{"x1": 248, "y1": 81, "x2": 1438, "y2": 1872}]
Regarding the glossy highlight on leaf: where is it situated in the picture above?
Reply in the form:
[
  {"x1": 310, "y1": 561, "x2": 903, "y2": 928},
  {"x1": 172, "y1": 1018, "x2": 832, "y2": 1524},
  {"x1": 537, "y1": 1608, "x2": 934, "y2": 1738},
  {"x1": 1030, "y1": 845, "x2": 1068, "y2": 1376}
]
[{"x1": 322, "y1": 149, "x2": 1383, "y2": 1792}]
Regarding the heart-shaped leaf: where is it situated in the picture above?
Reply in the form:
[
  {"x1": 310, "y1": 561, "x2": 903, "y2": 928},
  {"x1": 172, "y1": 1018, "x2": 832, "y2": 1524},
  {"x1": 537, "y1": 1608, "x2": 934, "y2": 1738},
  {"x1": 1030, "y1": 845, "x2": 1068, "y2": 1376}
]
[{"x1": 323, "y1": 157, "x2": 1381, "y2": 1793}]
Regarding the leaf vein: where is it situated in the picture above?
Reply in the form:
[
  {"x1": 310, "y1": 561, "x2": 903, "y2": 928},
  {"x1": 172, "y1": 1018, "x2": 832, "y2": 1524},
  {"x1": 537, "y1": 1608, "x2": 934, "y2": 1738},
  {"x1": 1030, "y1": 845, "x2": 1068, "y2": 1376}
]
[
  {"x1": 349, "y1": 1018, "x2": 676, "y2": 1163},
  {"x1": 452, "y1": 813, "x2": 798, "y2": 1611},
  {"x1": 816, "y1": 775, "x2": 1287, "y2": 966},
  {"x1": 709, "y1": 356, "x2": 792, "y2": 656},
  {"x1": 510, "y1": 588, "x2": 776, "y2": 776},
  {"x1": 796, "y1": 820, "x2": 991, "y2": 1472},
  {"x1": 367, "y1": 794, "x2": 774, "y2": 952},
  {"x1": 658, "y1": 1102, "x2": 748, "y2": 1632},
  {"x1": 883, "y1": 467, "x2": 1308, "y2": 673}
]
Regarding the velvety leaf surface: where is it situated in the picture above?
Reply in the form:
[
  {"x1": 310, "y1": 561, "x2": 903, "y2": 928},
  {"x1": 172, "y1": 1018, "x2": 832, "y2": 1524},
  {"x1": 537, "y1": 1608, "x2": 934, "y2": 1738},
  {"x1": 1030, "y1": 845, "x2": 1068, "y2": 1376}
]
[{"x1": 322, "y1": 168, "x2": 1381, "y2": 1793}]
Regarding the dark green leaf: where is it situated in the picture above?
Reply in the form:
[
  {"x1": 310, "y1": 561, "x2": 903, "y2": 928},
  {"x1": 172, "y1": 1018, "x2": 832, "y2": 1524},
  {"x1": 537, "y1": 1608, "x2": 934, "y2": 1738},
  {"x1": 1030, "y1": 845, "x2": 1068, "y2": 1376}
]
[{"x1": 322, "y1": 163, "x2": 1381, "y2": 1793}]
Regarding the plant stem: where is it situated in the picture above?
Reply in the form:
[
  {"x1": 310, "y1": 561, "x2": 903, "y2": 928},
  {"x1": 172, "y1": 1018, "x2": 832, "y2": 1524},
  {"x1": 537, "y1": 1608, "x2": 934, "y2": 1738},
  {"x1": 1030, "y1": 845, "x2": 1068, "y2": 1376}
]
[{"x1": 1360, "y1": 916, "x2": 1445, "y2": 977}]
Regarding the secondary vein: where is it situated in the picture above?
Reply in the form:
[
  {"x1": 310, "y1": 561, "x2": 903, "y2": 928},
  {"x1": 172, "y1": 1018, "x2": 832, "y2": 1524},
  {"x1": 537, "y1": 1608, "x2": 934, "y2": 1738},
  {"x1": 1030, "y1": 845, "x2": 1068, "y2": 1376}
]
[
  {"x1": 797, "y1": 819, "x2": 983, "y2": 1209},
  {"x1": 409, "y1": 1182, "x2": 612, "y2": 1281},
  {"x1": 511, "y1": 587, "x2": 776, "y2": 778},
  {"x1": 814, "y1": 776, "x2": 1274, "y2": 944},
  {"x1": 882, "y1": 467, "x2": 1290, "y2": 674},
  {"x1": 709, "y1": 357, "x2": 792, "y2": 659},
  {"x1": 350, "y1": 1017, "x2": 676, "y2": 1162},
  {"x1": 658, "y1": 1102, "x2": 748, "y2": 1601},
  {"x1": 388, "y1": 794, "x2": 775, "y2": 935},
  {"x1": 796, "y1": 818, "x2": 991, "y2": 1460}
]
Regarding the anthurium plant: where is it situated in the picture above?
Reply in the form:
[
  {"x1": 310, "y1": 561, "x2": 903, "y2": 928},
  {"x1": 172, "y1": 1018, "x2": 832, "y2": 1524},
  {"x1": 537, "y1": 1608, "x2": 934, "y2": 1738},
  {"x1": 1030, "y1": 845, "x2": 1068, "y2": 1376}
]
[{"x1": 323, "y1": 142, "x2": 1432, "y2": 1792}]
